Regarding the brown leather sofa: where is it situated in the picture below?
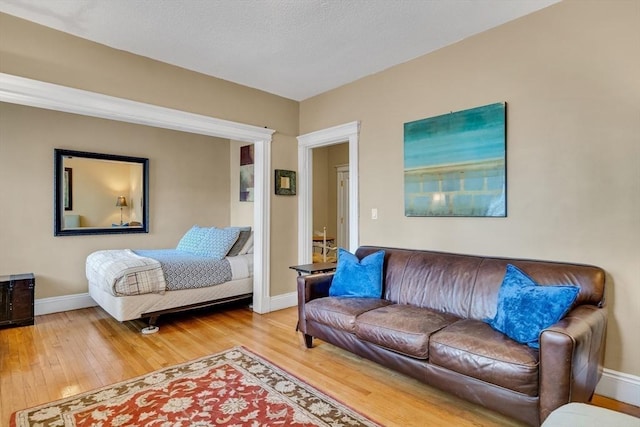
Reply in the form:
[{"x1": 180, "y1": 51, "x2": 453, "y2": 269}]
[{"x1": 297, "y1": 246, "x2": 607, "y2": 426}]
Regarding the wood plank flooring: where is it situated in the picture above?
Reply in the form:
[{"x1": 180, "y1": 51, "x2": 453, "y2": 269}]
[{"x1": 1, "y1": 305, "x2": 638, "y2": 425}]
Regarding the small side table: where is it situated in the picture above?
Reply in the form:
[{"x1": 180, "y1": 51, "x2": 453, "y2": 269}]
[
  {"x1": 289, "y1": 262, "x2": 337, "y2": 276},
  {"x1": 0, "y1": 273, "x2": 35, "y2": 328}
]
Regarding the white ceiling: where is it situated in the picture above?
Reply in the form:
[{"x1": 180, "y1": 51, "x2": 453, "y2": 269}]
[{"x1": 0, "y1": 0, "x2": 559, "y2": 101}]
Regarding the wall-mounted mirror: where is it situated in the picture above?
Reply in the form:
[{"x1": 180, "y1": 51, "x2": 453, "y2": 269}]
[{"x1": 54, "y1": 149, "x2": 149, "y2": 236}]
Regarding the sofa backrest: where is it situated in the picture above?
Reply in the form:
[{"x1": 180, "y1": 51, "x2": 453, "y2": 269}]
[{"x1": 355, "y1": 246, "x2": 606, "y2": 321}]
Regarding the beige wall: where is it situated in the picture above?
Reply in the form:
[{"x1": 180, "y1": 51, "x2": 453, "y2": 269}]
[
  {"x1": 0, "y1": 13, "x2": 300, "y2": 299},
  {"x1": 300, "y1": 1, "x2": 640, "y2": 376},
  {"x1": 129, "y1": 164, "x2": 143, "y2": 224},
  {"x1": 327, "y1": 143, "x2": 349, "y2": 243},
  {"x1": 312, "y1": 147, "x2": 329, "y2": 236},
  {"x1": 229, "y1": 141, "x2": 255, "y2": 228},
  {"x1": 271, "y1": 137, "x2": 299, "y2": 294}
]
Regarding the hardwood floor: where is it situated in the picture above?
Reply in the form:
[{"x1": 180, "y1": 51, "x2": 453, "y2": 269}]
[{"x1": 1, "y1": 305, "x2": 638, "y2": 425}]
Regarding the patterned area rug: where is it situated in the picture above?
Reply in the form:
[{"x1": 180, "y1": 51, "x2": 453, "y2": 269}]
[{"x1": 11, "y1": 347, "x2": 380, "y2": 427}]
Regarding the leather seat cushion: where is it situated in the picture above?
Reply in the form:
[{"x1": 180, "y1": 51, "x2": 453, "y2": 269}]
[
  {"x1": 305, "y1": 297, "x2": 392, "y2": 333},
  {"x1": 355, "y1": 304, "x2": 460, "y2": 359},
  {"x1": 429, "y1": 319, "x2": 540, "y2": 396}
]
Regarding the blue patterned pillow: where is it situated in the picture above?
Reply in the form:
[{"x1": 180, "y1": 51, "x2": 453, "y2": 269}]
[
  {"x1": 198, "y1": 227, "x2": 240, "y2": 259},
  {"x1": 176, "y1": 226, "x2": 240, "y2": 260},
  {"x1": 487, "y1": 264, "x2": 580, "y2": 348},
  {"x1": 329, "y1": 248, "x2": 385, "y2": 298},
  {"x1": 176, "y1": 226, "x2": 205, "y2": 254}
]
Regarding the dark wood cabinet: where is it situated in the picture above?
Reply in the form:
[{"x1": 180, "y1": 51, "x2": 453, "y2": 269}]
[{"x1": 0, "y1": 273, "x2": 35, "y2": 328}]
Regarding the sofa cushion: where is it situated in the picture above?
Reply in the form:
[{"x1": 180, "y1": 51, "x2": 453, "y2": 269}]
[
  {"x1": 305, "y1": 297, "x2": 392, "y2": 333},
  {"x1": 430, "y1": 319, "x2": 540, "y2": 396},
  {"x1": 487, "y1": 264, "x2": 580, "y2": 348},
  {"x1": 355, "y1": 304, "x2": 460, "y2": 359},
  {"x1": 330, "y1": 248, "x2": 385, "y2": 298}
]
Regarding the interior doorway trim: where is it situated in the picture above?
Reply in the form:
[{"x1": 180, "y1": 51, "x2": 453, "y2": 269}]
[
  {"x1": 0, "y1": 72, "x2": 275, "y2": 314},
  {"x1": 335, "y1": 164, "x2": 349, "y2": 250},
  {"x1": 297, "y1": 121, "x2": 360, "y2": 263}
]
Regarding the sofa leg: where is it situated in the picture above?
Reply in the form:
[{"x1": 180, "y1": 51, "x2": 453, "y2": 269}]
[{"x1": 304, "y1": 334, "x2": 313, "y2": 348}]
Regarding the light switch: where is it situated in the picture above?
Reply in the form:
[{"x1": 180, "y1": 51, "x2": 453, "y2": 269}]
[{"x1": 371, "y1": 208, "x2": 378, "y2": 220}]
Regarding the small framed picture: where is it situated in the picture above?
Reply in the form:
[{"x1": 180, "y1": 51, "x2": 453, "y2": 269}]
[{"x1": 275, "y1": 169, "x2": 296, "y2": 195}]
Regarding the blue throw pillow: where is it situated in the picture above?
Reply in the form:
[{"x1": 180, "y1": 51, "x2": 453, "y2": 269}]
[
  {"x1": 487, "y1": 264, "x2": 580, "y2": 348},
  {"x1": 329, "y1": 248, "x2": 385, "y2": 298}
]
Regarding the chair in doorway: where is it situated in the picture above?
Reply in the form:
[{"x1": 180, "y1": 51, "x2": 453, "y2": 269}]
[{"x1": 312, "y1": 231, "x2": 337, "y2": 263}]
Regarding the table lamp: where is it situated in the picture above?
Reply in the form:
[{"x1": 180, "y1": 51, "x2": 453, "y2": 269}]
[{"x1": 116, "y1": 196, "x2": 127, "y2": 225}]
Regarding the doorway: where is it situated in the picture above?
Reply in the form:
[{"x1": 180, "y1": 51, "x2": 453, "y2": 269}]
[
  {"x1": 0, "y1": 73, "x2": 275, "y2": 314},
  {"x1": 297, "y1": 121, "x2": 360, "y2": 264},
  {"x1": 310, "y1": 143, "x2": 349, "y2": 262}
]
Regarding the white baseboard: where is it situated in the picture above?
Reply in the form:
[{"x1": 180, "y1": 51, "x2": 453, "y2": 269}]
[
  {"x1": 35, "y1": 293, "x2": 97, "y2": 316},
  {"x1": 35, "y1": 292, "x2": 639, "y2": 407},
  {"x1": 35, "y1": 292, "x2": 298, "y2": 316},
  {"x1": 268, "y1": 291, "x2": 297, "y2": 312},
  {"x1": 596, "y1": 368, "x2": 640, "y2": 407}
]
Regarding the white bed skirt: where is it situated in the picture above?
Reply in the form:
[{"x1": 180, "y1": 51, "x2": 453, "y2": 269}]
[{"x1": 88, "y1": 277, "x2": 253, "y2": 322}]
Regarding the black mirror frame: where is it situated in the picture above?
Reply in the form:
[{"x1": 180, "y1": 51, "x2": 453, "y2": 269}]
[{"x1": 54, "y1": 149, "x2": 149, "y2": 236}]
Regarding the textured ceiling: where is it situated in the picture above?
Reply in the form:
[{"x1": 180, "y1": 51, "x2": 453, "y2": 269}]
[{"x1": 0, "y1": 0, "x2": 559, "y2": 101}]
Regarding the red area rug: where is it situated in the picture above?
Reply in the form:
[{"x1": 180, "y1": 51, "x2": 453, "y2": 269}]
[{"x1": 11, "y1": 346, "x2": 379, "y2": 426}]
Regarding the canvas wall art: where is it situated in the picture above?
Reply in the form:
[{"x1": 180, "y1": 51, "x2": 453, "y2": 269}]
[
  {"x1": 404, "y1": 102, "x2": 506, "y2": 217},
  {"x1": 239, "y1": 144, "x2": 254, "y2": 202}
]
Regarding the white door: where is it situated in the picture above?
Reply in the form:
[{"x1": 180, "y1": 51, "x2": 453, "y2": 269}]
[{"x1": 336, "y1": 165, "x2": 349, "y2": 249}]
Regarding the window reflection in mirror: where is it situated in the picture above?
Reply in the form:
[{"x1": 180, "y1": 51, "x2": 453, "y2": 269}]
[{"x1": 54, "y1": 149, "x2": 149, "y2": 236}]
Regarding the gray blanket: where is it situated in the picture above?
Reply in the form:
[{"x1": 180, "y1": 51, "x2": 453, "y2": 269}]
[{"x1": 134, "y1": 249, "x2": 232, "y2": 291}]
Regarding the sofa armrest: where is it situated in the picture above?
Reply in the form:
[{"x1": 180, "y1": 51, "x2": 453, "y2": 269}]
[
  {"x1": 539, "y1": 304, "x2": 607, "y2": 422},
  {"x1": 296, "y1": 272, "x2": 334, "y2": 334},
  {"x1": 297, "y1": 272, "x2": 334, "y2": 302}
]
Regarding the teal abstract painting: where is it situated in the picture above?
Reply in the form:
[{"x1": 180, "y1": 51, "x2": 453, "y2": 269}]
[{"x1": 404, "y1": 102, "x2": 506, "y2": 217}]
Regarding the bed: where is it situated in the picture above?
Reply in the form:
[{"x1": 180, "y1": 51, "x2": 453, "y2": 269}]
[{"x1": 86, "y1": 226, "x2": 254, "y2": 333}]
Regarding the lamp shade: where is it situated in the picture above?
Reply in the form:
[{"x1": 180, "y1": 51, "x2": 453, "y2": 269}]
[{"x1": 116, "y1": 196, "x2": 128, "y2": 207}]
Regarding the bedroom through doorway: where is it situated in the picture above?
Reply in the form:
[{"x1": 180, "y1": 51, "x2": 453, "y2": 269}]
[{"x1": 0, "y1": 73, "x2": 275, "y2": 314}]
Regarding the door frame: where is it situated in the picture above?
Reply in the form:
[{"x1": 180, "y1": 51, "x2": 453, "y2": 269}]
[
  {"x1": 336, "y1": 164, "x2": 349, "y2": 249},
  {"x1": 297, "y1": 121, "x2": 360, "y2": 263},
  {"x1": 0, "y1": 73, "x2": 275, "y2": 314}
]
